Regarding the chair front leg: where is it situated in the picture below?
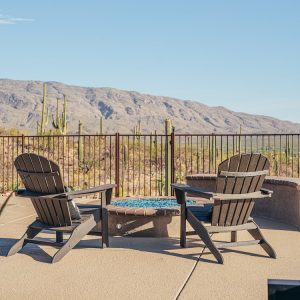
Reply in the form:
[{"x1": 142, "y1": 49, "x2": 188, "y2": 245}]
[
  {"x1": 174, "y1": 188, "x2": 187, "y2": 248},
  {"x1": 52, "y1": 215, "x2": 96, "y2": 263},
  {"x1": 180, "y1": 203, "x2": 187, "y2": 247},
  {"x1": 187, "y1": 211, "x2": 224, "y2": 264},
  {"x1": 101, "y1": 191, "x2": 109, "y2": 248}
]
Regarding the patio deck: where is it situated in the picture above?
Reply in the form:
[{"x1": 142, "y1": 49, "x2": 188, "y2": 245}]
[{"x1": 0, "y1": 194, "x2": 299, "y2": 300}]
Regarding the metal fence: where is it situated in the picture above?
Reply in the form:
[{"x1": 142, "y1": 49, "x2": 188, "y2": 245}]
[{"x1": 1, "y1": 133, "x2": 299, "y2": 195}]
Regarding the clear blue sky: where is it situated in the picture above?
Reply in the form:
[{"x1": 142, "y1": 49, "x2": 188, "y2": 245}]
[{"x1": 0, "y1": 0, "x2": 299, "y2": 122}]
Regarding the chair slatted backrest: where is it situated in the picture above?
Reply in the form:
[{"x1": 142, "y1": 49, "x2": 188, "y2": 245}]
[
  {"x1": 211, "y1": 153, "x2": 269, "y2": 226},
  {"x1": 15, "y1": 153, "x2": 71, "y2": 226},
  {"x1": 15, "y1": 153, "x2": 65, "y2": 194}
]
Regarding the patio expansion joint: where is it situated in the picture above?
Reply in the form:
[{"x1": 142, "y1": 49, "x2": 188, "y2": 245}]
[
  {"x1": 174, "y1": 240, "x2": 210, "y2": 300},
  {"x1": 0, "y1": 191, "x2": 14, "y2": 218}
]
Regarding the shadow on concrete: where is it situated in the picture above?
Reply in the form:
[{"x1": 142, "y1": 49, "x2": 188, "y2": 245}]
[
  {"x1": 220, "y1": 248, "x2": 272, "y2": 259},
  {"x1": 108, "y1": 237, "x2": 204, "y2": 262},
  {"x1": 1, "y1": 235, "x2": 204, "y2": 263},
  {"x1": 0, "y1": 234, "x2": 277, "y2": 264},
  {"x1": 255, "y1": 217, "x2": 299, "y2": 232},
  {"x1": 0, "y1": 238, "x2": 53, "y2": 263}
]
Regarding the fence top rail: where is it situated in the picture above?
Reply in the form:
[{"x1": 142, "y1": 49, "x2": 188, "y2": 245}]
[
  {"x1": 0, "y1": 133, "x2": 300, "y2": 138},
  {"x1": 175, "y1": 133, "x2": 300, "y2": 137},
  {"x1": 118, "y1": 134, "x2": 170, "y2": 137},
  {"x1": 0, "y1": 134, "x2": 116, "y2": 138},
  {"x1": 0, "y1": 134, "x2": 168, "y2": 138}
]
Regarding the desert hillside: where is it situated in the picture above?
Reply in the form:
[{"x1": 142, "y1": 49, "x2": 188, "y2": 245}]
[{"x1": 0, "y1": 79, "x2": 299, "y2": 134}]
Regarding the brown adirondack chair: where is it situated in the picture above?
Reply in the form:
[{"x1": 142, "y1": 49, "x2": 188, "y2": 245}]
[
  {"x1": 172, "y1": 153, "x2": 277, "y2": 264},
  {"x1": 7, "y1": 153, "x2": 115, "y2": 263}
]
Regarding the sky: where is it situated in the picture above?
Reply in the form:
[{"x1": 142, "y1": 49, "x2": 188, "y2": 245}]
[{"x1": 0, "y1": 0, "x2": 299, "y2": 123}]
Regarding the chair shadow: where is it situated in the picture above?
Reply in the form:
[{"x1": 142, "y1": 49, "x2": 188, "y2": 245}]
[
  {"x1": 1, "y1": 234, "x2": 271, "y2": 264},
  {"x1": 0, "y1": 238, "x2": 53, "y2": 263},
  {"x1": 106, "y1": 236, "x2": 218, "y2": 263},
  {"x1": 1, "y1": 232, "x2": 111, "y2": 263},
  {"x1": 0, "y1": 235, "x2": 206, "y2": 264},
  {"x1": 220, "y1": 247, "x2": 271, "y2": 259},
  {"x1": 105, "y1": 236, "x2": 223, "y2": 264},
  {"x1": 208, "y1": 237, "x2": 273, "y2": 259}
]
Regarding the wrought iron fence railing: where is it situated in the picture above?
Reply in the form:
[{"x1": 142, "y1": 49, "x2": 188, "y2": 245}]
[{"x1": 1, "y1": 133, "x2": 299, "y2": 195}]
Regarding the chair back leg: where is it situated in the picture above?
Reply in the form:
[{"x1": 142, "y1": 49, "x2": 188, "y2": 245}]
[
  {"x1": 248, "y1": 222, "x2": 277, "y2": 258},
  {"x1": 56, "y1": 232, "x2": 64, "y2": 243},
  {"x1": 7, "y1": 227, "x2": 41, "y2": 256},
  {"x1": 231, "y1": 231, "x2": 237, "y2": 242}
]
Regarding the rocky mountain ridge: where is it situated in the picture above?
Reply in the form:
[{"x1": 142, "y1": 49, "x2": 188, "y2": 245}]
[{"x1": 0, "y1": 79, "x2": 299, "y2": 134}]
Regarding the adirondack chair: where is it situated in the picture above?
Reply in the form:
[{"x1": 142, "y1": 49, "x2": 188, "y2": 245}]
[
  {"x1": 7, "y1": 153, "x2": 115, "y2": 263},
  {"x1": 172, "y1": 153, "x2": 277, "y2": 264}
]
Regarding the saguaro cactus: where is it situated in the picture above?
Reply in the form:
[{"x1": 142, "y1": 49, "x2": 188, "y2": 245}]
[
  {"x1": 77, "y1": 120, "x2": 93, "y2": 174},
  {"x1": 237, "y1": 125, "x2": 242, "y2": 152},
  {"x1": 132, "y1": 120, "x2": 141, "y2": 135},
  {"x1": 133, "y1": 120, "x2": 142, "y2": 145},
  {"x1": 123, "y1": 144, "x2": 128, "y2": 168},
  {"x1": 36, "y1": 121, "x2": 40, "y2": 136},
  {"x1": 52, "y1": 95, "x2": 68, "y2": 135},
  {"x1": 37, "y1": 82, "x2": 49, "y2": 135},
  {"x1": 135, "y1": 120, "x2": 141, "y2": 136},
  {"x1": 99, "y1": 117, "x2": 103, "y2": 135},
  {"x1": 210, "y1": 135, "x2": 215, "y2": 168},
  {"x1": 78, "y1": 120, "x2": 84, "y2": 162}
]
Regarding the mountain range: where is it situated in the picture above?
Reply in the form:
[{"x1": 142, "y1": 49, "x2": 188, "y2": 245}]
[{"x1": 0, "y1": 79, "x2": 299, "y2": 134}]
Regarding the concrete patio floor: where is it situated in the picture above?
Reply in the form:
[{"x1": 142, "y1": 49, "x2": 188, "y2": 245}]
[{"x1": 0, "y1": 194, "x2": 299, "y2": 300}]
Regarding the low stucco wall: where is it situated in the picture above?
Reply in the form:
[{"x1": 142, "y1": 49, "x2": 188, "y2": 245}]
[{"x1": 186, "y1": 174, "x2": 300, "y2": 230}]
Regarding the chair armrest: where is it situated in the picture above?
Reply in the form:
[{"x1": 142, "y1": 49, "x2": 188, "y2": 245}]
[
  {"x1": 260, "y1": 188, "x2": 273, "y2": 196},
  {"x1": 212, "y1": 189, "x2": 273, "y2": 201},
  {"x1": 59, "y1": 184, "x2": 116, "y2": 200},
  {"x1": 171, "y1": 183, "x2": 215, "y2": 200},
  {"x1": 16, "y1": 189, "x2": 66, "y2": 200},
  {"x1": 44, "y1": 184, "x2": 116, "y2": 200},
  {"x1": 19, "y1": 185, "x2": 116, "y2": 202}
]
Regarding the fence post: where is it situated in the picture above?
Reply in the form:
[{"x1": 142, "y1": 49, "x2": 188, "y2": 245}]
[
  {"x1": 165, "y1": 119, "x2": 172, "y2": 196},
  {"x1": 115, "y1": 132, "x2": 120, "y2": 197},
  {"x1": 21, "y1": 134, "x2": 24, "y2": 153},
  {"x1": 171, "y1": 127, "x2": 175, "y2": 196}
]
